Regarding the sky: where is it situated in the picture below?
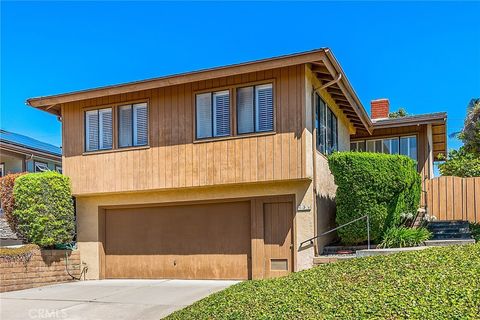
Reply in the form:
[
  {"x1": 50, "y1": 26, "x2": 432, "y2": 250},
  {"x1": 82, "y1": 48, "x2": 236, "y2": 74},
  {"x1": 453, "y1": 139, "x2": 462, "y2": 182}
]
[{"x1": 1, "y1": 1, "x2": 479, "y2": 153}]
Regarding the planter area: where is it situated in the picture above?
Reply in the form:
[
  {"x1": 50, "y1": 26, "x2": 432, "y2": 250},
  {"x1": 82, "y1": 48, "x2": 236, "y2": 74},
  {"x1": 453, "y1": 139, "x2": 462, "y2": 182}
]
[{"x1": 0, "y1": 247, "x2": 81, "y2": 292}]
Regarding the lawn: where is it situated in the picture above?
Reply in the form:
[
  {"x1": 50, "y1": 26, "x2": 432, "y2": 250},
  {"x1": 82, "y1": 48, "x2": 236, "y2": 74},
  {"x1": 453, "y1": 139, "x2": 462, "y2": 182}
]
[{"x1": 167, "y1": 244, "x2": 480, "y2": 320}]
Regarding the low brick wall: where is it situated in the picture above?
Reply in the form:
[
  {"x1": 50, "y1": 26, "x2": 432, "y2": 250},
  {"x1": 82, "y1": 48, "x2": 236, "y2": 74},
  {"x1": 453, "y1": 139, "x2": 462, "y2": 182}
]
[{"x1": 0, "y1": 248, "x2": 81, "y2": 292}]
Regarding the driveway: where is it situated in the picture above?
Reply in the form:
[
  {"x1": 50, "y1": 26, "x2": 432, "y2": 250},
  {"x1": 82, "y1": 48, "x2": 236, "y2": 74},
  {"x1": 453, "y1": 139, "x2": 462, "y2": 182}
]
[{"x1": 0, "y1": 279, "x2": 238, "y2": 320}]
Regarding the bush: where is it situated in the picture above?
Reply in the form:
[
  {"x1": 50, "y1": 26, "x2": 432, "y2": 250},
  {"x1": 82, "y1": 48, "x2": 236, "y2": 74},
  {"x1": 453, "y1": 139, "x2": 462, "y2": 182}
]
[
  {"x1": 378, "y1": 226, "x2": 431, "y2": 248},
  {"x1": 0, "y1": 172, "x2": 27, "y2": 233},
  {"x1": 166, "y1": 244, "x2": 480, "y2": 320},
  {"x1": 470, "y1": 222, "x2": 480, "y2": 242},
  {"x1": 328, "y1": 152, "x2": 421, "y2": 244},
  {"x1": 13, "y1": 171, "x2": 75, "y2": 247}
]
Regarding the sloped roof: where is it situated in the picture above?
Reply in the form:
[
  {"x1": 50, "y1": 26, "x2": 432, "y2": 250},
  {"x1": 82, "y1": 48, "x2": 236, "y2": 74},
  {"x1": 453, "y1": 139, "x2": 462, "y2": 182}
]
[
  {"x1": 371, "y1": 112, "x2": 447, "y2": 128},
  {"x1": 0, "y1": 130, "x2": 62, "y2": 157}
]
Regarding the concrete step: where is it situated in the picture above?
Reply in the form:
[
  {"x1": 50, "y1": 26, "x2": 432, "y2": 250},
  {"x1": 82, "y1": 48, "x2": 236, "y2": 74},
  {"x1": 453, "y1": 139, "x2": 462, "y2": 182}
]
[
  {"x1": 431, "y1": 234, "x2": 473, "y2": 240},
  {"x1": 427, "y1": 225, "x2": 470, "y2": 232},
  {"x1": 428, "y1": 221, "x2": 469, "y2": 227},
  {"x1": 313, "y1": 254, "x2": 356, "y2": 265},
  {"x1": 321, "y1": 245, "x2": 376, "y2": 255},
  {"x1": 430, "y1": 229, "x2": 470, "y2": 235},
  {"x1": 425, "y1": 239, "x2": 476, "y2": 246}
]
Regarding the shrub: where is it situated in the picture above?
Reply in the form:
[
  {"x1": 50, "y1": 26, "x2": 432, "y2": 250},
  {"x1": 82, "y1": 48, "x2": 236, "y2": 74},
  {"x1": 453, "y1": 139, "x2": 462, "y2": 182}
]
[
  {"x1": 0, "y1": 172, "x2": 27, "y2": 233},
  {"x1": 378, "y1": 226, "x2": 431, "y2": 248},
  {"x1": 328, "y1": 152, "x2": 421, "y2": 244},
  {"x1": 13, "y1": 171, "x2": 75, "y2": 247},
  {"x1": 166, "y1": 244, "x2": 480, "y2": 320},
  {"x1": 470, "y1": 222, "x2": 480, "y2": 242}
]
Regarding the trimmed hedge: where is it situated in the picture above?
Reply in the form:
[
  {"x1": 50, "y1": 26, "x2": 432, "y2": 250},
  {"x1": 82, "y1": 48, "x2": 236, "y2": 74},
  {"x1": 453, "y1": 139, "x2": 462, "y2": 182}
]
[
  {"x1": 167, "y1": 244, "x2": 480, "y2": 320},
  {"x1": 328, "y1": 152, "x2": 421, "y2": 244},
  {"x1": 13, "y1": 172, "x2": 75, "y2": 247},
  {"x1": 0, "y1": 172, "x2": 27, "y2": 233}
]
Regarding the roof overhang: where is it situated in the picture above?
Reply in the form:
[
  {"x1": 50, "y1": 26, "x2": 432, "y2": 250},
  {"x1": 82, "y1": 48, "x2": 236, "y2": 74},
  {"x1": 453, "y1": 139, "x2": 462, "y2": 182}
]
[
  {"x1": 26, "y1": 48, "x2": 372, "y2": 132},
  {"x1": 0, "y1": 141, "x2": 62, "y2": 162}
]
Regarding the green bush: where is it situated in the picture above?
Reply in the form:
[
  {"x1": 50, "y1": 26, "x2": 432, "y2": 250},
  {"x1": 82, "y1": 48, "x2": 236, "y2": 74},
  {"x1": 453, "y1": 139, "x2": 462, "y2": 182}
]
[
  {"x1": 0, "y1": 172, "x2": 27, "y2": 233},
  {"x1": 167, "y1": 243, "x2": 480, "y2": 320},
  {"x1": 378, "y1": 226, "x2": 431, "y2": 248},
  {"x1": 470, "y1": 222, "x2": 480, "y2": 242},
  {"x1": 328, "y1": 152, "x2": 421, "y2": 244},
  {"x1": 13, "y1": 171, "x2": 75, "y2": 247}
]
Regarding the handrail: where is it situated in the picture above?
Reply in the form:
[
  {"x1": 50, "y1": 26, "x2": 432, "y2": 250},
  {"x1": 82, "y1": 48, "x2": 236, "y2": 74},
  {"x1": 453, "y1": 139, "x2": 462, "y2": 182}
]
[{"x1": 300, "y1": 215, "x2": 370, "y2": 249}]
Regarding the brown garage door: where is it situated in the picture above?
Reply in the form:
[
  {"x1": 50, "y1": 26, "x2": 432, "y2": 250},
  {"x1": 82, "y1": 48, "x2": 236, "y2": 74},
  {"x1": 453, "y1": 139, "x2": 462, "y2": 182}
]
[{"x1": 105, "y1": 201, "x2": 251, "y2": 280}]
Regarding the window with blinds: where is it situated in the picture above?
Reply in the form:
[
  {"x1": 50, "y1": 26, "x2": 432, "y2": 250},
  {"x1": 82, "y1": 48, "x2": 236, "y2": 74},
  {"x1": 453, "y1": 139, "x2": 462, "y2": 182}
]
[
  {"x1": 196, "y1": 90, "x2": 231, "y2": 139},
  {"x1": 118, "y1": 103, "x2": 148, "y2": 147},
  {"x1": 237, "y1": 83, "x2": 274, "y2": 134},
  {"x1": 352, "y1": 136, "x2": 417, "y2": 163},
  {"x1": 85, "y1": 108, "x2": 112, "y2": 152},
  {"x1": 315, "y1": 94, "x2": 338, "y2": 155}
]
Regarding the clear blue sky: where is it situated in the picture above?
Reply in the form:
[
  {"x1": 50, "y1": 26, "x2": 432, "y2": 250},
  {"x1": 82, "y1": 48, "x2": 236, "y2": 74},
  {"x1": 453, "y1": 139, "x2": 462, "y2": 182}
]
[{"x1": 2, "y1": 1, "x2": 479, "y2": 152}]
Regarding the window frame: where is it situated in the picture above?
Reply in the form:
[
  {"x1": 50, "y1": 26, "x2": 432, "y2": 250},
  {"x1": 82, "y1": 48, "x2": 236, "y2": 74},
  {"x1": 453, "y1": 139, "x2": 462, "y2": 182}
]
[
  {"x1": 34, "y1": 161, "x2": 49, "y2": 173},
  {"x1": 236, "y1": 83, "x2": 275, "y2": 136},
  {"x1": 315, "y1": 93, "x2": 338, "y2": 155},
  {"x1": 350, "y1": 134, "x2": 418, "y2": 161},
  {"x1": 193, "y1": 80, "x2": 276, "y2": 143},
  {"x1": 0, "y1": 163, "x2": 4, "y2": 177},
  {"x1": 117, "y1": 102, "x2": 149, "y2": 149},
  {"x1": 195, "y1": 89, "x2": 232, "y2": 140},
  {"x1": 83, "y1": 99, "x2": 149, "y2": 154}
]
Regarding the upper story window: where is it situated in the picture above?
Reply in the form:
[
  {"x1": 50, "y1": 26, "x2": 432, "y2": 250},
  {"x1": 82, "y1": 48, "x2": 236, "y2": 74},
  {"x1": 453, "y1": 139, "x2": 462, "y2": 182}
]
[
  {"x1": 315, "y1": 94, "x2": 338, "y2": 155},
  {"x1": 196, "y1": 90, "x2": 231, "y2": 139},
  {"x1": 85, "y1": 108, "x2": 113, "y2": 152},
  {"x1": 34, "y1": 161, "x2": 49, "y2": 173},
  {"x1": 351, "y1": 136, "x2": 417, "y2": 162},
  {"x1": 118, "y1": 103, "x2": 148, "y2": 148},
  {"x1": 237, "y1": 84, "x2": 274, "y2": 134}
]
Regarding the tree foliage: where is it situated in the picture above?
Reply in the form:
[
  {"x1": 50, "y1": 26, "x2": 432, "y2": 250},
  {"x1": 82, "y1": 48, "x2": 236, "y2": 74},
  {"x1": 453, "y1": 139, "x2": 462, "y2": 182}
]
[
  {"x1": 0, "y1": 172, "x2": 27, "y2": 234},
  {"x1": 389, "y1": 107, "x2": 408, "y2": 118}
]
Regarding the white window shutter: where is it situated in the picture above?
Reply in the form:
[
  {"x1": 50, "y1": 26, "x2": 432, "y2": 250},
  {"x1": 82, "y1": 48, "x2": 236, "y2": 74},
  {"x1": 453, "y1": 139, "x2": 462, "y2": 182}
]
[
  {"x1": 99, "y1": 108, "x2": 112, "y2": 150},
  {"x1": 118, "y1": 105, "x2": 133, "y2": 147},
  {"x1": 85, "y1": 110, "x2": 99, "y2": 151},
  {"x1": 196, "y1": 93, "x2": 212, "y2": 139},
  {"x1": 237, "y1": 86, "x2": 254, "y2": 134},
  {"x1": 255, "y1": 84, "x2": 273, "y2": 132},
  {"x1": 133, "y1": 103, "x2": 148, "y2": 146},
  {"x1": 213, "y1": 91, "x2": 230, "y2": 137}
]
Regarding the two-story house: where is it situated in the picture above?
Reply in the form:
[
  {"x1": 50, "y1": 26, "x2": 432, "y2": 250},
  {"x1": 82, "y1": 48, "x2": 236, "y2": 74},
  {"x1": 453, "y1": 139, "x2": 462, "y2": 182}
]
[{"x1": 27, "y1": 48, "x2": 446, "y2": 280}]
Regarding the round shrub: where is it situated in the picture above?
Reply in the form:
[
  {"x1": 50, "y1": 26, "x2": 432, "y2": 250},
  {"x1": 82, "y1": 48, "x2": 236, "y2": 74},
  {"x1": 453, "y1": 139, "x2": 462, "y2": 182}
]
[
  {"x1": 13, "y1": 171, "x2": 75, "y2": 247},
  {"x1": 0, "y1": 172, "x2": 27, "y2": 234},
  {"x1": 328, "y1": 152, "x2": 421, "y2": 244}
]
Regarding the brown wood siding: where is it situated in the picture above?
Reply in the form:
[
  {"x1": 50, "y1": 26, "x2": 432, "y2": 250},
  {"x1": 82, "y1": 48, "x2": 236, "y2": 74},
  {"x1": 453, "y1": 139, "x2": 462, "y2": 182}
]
[
  {"x1": 426, "y1": 176, "x2": 480, "y2": 223},
  {"x1": 352, "y1": 124, "x2": 431, "y2": 205},
  {"x1": 62, "y1": 66, "x2": 306, "y2": 195}
]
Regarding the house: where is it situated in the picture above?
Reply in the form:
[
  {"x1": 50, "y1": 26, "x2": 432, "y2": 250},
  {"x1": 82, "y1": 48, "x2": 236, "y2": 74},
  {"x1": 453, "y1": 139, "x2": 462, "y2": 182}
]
[
  {"x1": 0, "y1": 129, "x2": 62, "y2": 176},
  {"x1": 26, "y1": 48, "x2": 446, "y2": 280}
]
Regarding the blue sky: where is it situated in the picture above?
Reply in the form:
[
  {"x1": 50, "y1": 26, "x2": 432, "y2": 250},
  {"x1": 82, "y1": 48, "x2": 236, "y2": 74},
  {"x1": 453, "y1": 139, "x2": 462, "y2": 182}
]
[{"x1": 1, "y1": 1, "x2": 479, "y2": 152}]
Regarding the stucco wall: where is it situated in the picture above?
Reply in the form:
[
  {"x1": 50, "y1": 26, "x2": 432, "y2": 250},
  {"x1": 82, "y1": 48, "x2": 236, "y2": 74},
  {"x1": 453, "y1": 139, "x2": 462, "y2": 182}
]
[
  {"x1": 305, "y1": 66, "x2": 353, "y2": 254},
  {"x1": 76, "y1": 180, "x2": 314, "y2": 279}
]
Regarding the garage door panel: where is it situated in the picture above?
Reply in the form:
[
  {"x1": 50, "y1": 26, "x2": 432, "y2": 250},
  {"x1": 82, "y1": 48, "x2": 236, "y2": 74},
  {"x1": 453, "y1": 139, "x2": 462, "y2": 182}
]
[{"x1": 105, "y1": 201, "x2": 251, "y2": 279}]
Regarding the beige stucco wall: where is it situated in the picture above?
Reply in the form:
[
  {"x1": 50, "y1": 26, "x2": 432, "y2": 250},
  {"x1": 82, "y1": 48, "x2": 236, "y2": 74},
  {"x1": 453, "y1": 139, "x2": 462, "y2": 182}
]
[
  {"x1": 305, "y1": 66, "x2": 353, "y2": 254},
  {"x1": 76, "y1": 179, "x2": 315, "y2": 279}
]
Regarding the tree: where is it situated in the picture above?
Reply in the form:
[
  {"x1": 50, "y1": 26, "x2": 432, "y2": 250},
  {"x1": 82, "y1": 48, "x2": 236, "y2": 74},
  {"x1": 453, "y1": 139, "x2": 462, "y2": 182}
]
[
  {"x1": 389, "y1": 108, "x2": 408, "y2": 118},
  {"x1": 438, "y1": 98, "x2": 480, "y2": 177}
]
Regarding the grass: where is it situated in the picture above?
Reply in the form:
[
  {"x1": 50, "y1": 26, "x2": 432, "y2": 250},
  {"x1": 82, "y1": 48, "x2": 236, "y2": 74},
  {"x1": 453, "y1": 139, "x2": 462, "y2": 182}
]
[{"x1": 166, "y1": 244, "x2": 480, "y2": 320}]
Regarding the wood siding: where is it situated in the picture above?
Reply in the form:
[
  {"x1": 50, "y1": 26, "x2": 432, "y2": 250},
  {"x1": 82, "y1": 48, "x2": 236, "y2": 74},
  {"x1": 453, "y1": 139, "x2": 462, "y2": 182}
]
[
  {"x1": 62, "y1": 66, "x2": 306, "y2": 195},
  {"x1": 426, "y1": 176, "x2": 480, "y2": 223}
]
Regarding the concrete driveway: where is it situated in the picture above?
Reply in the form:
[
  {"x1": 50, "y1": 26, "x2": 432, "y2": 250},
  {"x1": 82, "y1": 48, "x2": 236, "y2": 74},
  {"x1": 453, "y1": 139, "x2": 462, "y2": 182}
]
[{"x1": 0, "y1": 279, "x2": 238, "y2": 320}]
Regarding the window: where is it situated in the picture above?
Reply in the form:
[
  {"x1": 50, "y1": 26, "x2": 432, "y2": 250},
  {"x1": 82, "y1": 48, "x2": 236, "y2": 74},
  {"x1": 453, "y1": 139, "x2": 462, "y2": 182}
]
[
  {"x1": 350, "y1": 141, "x2": 366, "y2": 152},
  {"x1": 118, "y1": 103, "x2": 148, "y2": 148},
  {"x1": 237, "y1": 84, "x2": 274, "y2": 134},
  {"x1": 196, "y1": 90, "x2": 231, "y2": 139},
  {"x1": 55, "y1": 165, "x2": 63, "y2": 174},
  {"x1": 85, "y1": 108, "x2": 113, "y2": 152},
  {"x1": 352, "y1": 136, "x2": 417, "y2": 161},
  {"x1": 0, "y1": 163, "x2": 4, "y2": 177},
  {"x1": 34, "y1": 161, "x2": 49, "y2": 173},
  {"x1": 315, "y1": 94, "x2": 338, "y2": 155},
  {"x1": 400, "y1": 136, "x2": 417, "y2": 161}
]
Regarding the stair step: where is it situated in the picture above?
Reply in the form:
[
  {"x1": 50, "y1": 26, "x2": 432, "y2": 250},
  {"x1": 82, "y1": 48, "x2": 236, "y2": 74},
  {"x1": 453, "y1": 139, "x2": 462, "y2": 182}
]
[
  {"x1": 425, "y1": 239, "x2": 475, "y2": 246},
  {"x1": 428, "y1": 221, "x2": 469, "y2": 227},
  {"x1": 429, "y1": 229, "x2": 470, "y2": 235},
  {"x1": 313, "y1": 254, "x2": 356, "y2": 265},
  {"x1": 427, "y1": 226, "x2": 470, "y2": 233},
  {"x1": 431, "y1": 233, "x2": 472, "y2": 240}
]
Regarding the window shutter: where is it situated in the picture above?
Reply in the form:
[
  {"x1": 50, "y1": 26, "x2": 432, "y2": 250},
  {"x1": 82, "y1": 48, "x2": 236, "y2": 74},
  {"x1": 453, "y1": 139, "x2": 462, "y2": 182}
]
[
  {"x1": 196, "y1": 93, "x2": 212, "y2": 139},
  {"x1": 85, "y1": 110, "x2": 99, "y2": 151},
  {"x1": 212, "y1": 91, "x2": 230, "y2": 137},
  {"x1": 133, "y1": 103, "x2": 148, "y2": 146},
  {"x1": 119, "y1": 105, "x2": 133, "y2": 147},
  {"x1": 255, "y1": 84, "x2": 274, "y2": 132},
  {"x1": 237, "y1": 86, "x2": 254, "y2": 134},
  {"x1": 99, "y1": 108, "x2": 112, "y2": 150}
]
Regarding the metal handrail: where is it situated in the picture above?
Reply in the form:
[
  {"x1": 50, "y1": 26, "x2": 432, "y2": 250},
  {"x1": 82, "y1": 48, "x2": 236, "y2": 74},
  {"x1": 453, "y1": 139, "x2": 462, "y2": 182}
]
[{"x1": 300, "y1": 215, "x2": 371, "y2": 249}]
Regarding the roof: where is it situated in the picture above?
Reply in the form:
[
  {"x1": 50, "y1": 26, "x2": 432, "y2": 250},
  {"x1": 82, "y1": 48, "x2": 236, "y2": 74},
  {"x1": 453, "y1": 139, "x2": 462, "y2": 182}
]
[
  {"x1": 0, "y1": 130, "x2": 62, "y2": 157},
  {"x1": 25, "y1": 48, "x2": 373, "y2": 133},
  {"x1": 371, "y1": 112, "x2": 447, "y2": 128}
]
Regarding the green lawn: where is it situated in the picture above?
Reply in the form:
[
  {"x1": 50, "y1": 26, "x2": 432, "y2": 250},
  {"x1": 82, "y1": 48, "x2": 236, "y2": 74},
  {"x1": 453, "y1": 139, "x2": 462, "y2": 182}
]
[{"x1": 166, "y1": 244, "x2": 480, "y2": 320}]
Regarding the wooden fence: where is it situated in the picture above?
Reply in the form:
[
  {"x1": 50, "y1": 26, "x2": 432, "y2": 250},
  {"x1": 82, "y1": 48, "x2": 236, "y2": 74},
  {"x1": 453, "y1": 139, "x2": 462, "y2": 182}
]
[{"x1": 426, "y1": 176, "x2": 479, "y2": 222}]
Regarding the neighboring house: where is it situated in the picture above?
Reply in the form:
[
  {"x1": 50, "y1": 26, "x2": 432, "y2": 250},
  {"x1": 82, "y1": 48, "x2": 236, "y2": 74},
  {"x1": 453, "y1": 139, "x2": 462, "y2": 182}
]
[
  {"x1": 0, "y1": 129, "x2": 62, "y2": 176},
  {"x1": 26, "y1": 48, "x2": 446, "y2": 281}
]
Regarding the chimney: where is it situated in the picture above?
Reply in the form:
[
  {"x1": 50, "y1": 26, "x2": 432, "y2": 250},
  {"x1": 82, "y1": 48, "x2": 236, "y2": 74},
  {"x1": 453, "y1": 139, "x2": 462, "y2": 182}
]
[{"x1": 371, "y1": 98, "x2": 390, "y2": 119}]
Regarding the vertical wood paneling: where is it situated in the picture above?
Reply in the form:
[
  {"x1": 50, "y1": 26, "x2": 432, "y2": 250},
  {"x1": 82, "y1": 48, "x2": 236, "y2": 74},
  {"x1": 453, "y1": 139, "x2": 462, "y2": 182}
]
[{"x1": 426, "y1": 176, "x2": 479, "y2": 223}]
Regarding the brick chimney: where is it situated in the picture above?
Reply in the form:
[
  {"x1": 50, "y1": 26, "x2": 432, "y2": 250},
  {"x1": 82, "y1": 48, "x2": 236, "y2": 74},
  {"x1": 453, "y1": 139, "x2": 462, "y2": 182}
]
[{"x1": 371, "y1": 98, "x2": 390, "y2": 119}]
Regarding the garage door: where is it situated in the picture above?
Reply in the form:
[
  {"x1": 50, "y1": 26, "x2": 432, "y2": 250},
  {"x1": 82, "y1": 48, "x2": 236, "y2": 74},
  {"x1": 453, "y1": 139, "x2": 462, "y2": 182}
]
[{"x1": 105, "y1": 201, "x2": 251, "y2": 280}]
